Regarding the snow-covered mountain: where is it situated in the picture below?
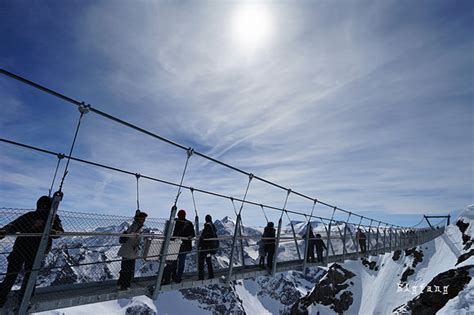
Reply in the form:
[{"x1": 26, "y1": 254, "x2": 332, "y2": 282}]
[{"x1": 32, "y1": 205, "x2": 473, "y2": 314}]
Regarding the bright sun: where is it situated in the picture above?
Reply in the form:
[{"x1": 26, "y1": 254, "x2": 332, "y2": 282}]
[{"x1": 231, "y1": 3, "x2": 273, "y2": 54}]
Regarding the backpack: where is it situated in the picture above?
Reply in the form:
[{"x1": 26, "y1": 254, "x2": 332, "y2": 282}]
[{"x1": 119, "y1": 231, "x2": 128, "y2": 244}]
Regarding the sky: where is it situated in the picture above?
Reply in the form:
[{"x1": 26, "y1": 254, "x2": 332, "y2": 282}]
[{"x1": 0, "y1": 0, "x2": 473, "y2": 228}]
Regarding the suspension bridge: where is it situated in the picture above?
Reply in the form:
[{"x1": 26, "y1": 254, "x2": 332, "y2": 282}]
[{"x1": 0, "y1": 69, "x2": 448, "y2": 314}]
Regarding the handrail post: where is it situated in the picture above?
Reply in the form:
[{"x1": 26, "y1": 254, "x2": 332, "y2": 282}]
[
  {"x1": 342, "y1": 213, "x2": 351, "y2": 261},
  {"x1": 382, "y1": 227, "x2": 386, "y2": 252},
  {"x1": 226, "y1": 214, "x2": 241, "y2": 286},
  {"x1": 325, "y1": 220, "x2": 332, "y2": 265},
  {"x1": 152, "y1": 205, "x2": 178, "y2": 299},
  {"x1": 302, "y1": 223, "x2": 311, "y2": 273},
  {"x1": 239, "y1": 223, "x2": 246, "y2": 267},
  {"x1": 271, "y1": 217, "x2": 283, "y2": 276},
  {"x1": 195, "y1": 215, "x2": 199, "y2": 273},
  {"x1": 375, "y1": 222, "x2": 381, "y2": 255},
  {"x1": 367, "y1": 219, "x2": 373, "y2": 255},
  {"x1": 289, "y1": 221, "x2": 302, "y2": 261},
  {"x1": 389, "y1": 227, "x2": 392, "y2": 252},
  {"x1": 19, "y1": 191, "x2": 63, "y2": 314}
]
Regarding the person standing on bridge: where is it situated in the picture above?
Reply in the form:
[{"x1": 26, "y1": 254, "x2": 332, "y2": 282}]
[
  {"x1": 356, "y1": 228, "x2": 367, "y2": 254},
  {"x1": 117, "y1": 210, "x2": 148, "y2": 290},
  {"x1": 262, "y1": 221, "x2": 276, "y2": 270},
  {"x1": 0, "y1": 196, "x2": 64, "y2": 308},
  {"x1": 314, "y1": 234, "x2": 327, "y2": 263},
  {"x1": 162, "y1": 209, "x2": 195, "y2": 284},
  {"x1": 197, "y1": 214, "x2": 218, "y2": 280},
  {"x1": 306, "y1": 227, "x2": 317, "y2": 263}
]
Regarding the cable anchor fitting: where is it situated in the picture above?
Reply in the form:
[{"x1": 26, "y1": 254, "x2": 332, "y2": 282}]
[
  {"x1": 186, "y1": 147, "x2": 194, "y2": 158},
  {"x1": 78, "y1": 102, "x2": 90, "y2": 114}
]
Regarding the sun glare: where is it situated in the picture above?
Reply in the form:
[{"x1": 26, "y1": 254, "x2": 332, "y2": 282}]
[{"x1": 231, "y1": 4, "x2": 274, "y2": 54}]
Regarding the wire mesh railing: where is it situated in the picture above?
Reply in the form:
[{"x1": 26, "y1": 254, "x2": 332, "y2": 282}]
[{"x1": 0, "y1": 206, "x2": 446, "y2": 313}]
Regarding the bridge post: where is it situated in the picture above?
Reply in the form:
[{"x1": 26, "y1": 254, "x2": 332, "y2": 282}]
[
  {"x1": 238, "y1": 222, "x2": 246, "y2": 267},
  {"x1": 302, "y1": 222, "x2": 311, "y2": 273},
  {"x1": 342, "y1": 213, "x2": 351, "y2": 261},
  {"x1": 335, "y1": 223, "x2": 345, "y2": 262},
  {"x1": 396, "y1": 228, "x2": 400, "y2": 250},
  {"x1": 389, "y1": 226, "x2": 393, "y2": 252},
  {"x1": 289, "y1": 220, "x2": 302, "y2": 261},
  {"x1": 375, "y1": 222, "x2": 381, "y2": 255},
  {"x1": 325, "y1": 221, "x2": 332, "y2": 265},
  {"x1": 272, "y1": 217, "x2": 283, "y2": 276},
  {"x1": 382, "y1": 226, "x2": 387, "y2": 253},
  {"x1": 19, "y1": 191, "x2": 63, "y2": 315},
  {"x1": 195, "y1": 215, "x2": 200, "y2": 274},
  {"x1": 322, "y1": 219, "x2": 335, "y2": 265},
  {"x1": 226, "y1": 213, "x2": 242, "y2": 286},
  {"x1": 152, "y1": 205, "x2": 178, "y2": 299},
  {"x1": 351, "y1": 216, "x2": 364, "y2": 255},
  {"x1": 367, "y1": 219, "x2": 373, "y2": 255}
]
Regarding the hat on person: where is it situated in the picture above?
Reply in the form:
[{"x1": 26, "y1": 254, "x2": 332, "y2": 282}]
[
  {"x1": 36, "y1": 195, "x2": 52, "y2": 210},
  {"x1": 205, "y1": 214, "x2": 212, "y2": 223},
  {"x1": 177, "y1": 209, "x2": 186, "y2": 219},
  {"x1": 267, "y1": 221, "x2": 274, "y2": 228},
  {"x1": 135, "y1": 210, "x2": 148, "y2": 219}
]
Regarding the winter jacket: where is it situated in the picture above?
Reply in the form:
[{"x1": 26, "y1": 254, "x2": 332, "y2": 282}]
[
  {"x1": 315, "y1": 239, "x2": 327, "y2": 252},
  {"x1": 198, "y1": 222, "x2": 219, "y2": 254},
  {"x1": 2, "y1": 210, "x2": 64, "y2": 253},
  {"x1": 262, "y1": 226, "x2": 276, "y2": 252},
  {"x1": 118, "y1": 221, "x2": 145, "y2": 259},
  {"x1": 257, "y1": 239, "x2": 265, "y2": 257},
  {"x1": 172, "y1": 218, "x2": 195, "y2": 252},
  {"x1": 356, "y1": 231, "x2": 367, "y2": 240}
]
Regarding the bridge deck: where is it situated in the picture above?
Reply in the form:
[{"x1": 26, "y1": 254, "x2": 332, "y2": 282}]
[{"x1": 19, "y1": 249, "x2": 391, "y2": 313}]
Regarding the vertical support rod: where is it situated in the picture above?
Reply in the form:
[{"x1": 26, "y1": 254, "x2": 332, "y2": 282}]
[
  {"x1": 389, "y1": 227, "x2": 392, "y2": 252},
  {"x1": 381, "y1": 226, "x2": 386, "y2": 252},
  {"x1": 342, "y1": 213, "x2": 351, "y2": 261},
  {"x1": 289, "y1": 220, "x2": 302, "y2": 260},
  {"x1": 226, "y1": 214, "x2": 241, "y2": 286},
  {"x1": 354, "y1": 217, "x2": 363, "y2": 255},
  {"x1": 238, "y1": 222, "x2": 246, "y2": 267},
  {"x1": 19, "y1": 191, "x2": 63, "y2": 314},
  {"x1": 152, "y1": 205, "x2": 178, "y2": 299},
  {"x1": 195, "y1": 215, "x2": 200, "y2": 273},
  {"x1": 271, "y1": 217, "x2": 283, "y2": 276},
  {"x1": 375, "y1": 222, "x2": 381, "y2": 255},
  {"x1": 367, "y1": 219, "x2": 373, "y2": 255},
  {"x1": 302, "y1": 222, "x2": 311, "y2": 272}
]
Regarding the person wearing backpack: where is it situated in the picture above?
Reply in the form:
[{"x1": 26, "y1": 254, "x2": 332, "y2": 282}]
[
  {"x1": 117, "y1": 210, "x2": 148, "y2": 290},
  {"x1": 198, "y1": 214, "x2": 218, "y2": 280},
  {"x1": 262, "y1": 221, "x2": 276, "y2": 269},
  {"x1": 162, "y1": 209, "x2": 195, "y2": 284}
]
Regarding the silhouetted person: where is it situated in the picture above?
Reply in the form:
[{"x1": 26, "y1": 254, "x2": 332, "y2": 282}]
[
  {"x1": 257, "y1": 239, "x2": 266, "y2": 268},
  {"x1": 0, "y1": 196, "x2": 64, "y2": 308},
  {"x1": 162, "y1": 209, "x2": 195, "y2": 284},
  {"x1": 198, "y1": 214, "x2": 218, "y2": 280},
  {"x1": 306, "y1": 227, "x2": 316, "y2": 263},
  {"x1": 314, "y1": 234, "x2": 327, "y2": 263},
  {"x1": 262, "y1": 222, "x2": 276, "y2": 270},
  {"x1": 356, "y1": 228, "x2": 367, "y2": 253},
  {"x1": 117, "y1": 210, "x2": 148, "y2": 290}
]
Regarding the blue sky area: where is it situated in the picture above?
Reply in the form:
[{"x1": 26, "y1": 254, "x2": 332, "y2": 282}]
[{"x1": 0, "y1": 0, "x2": 473, "y2": 227}]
